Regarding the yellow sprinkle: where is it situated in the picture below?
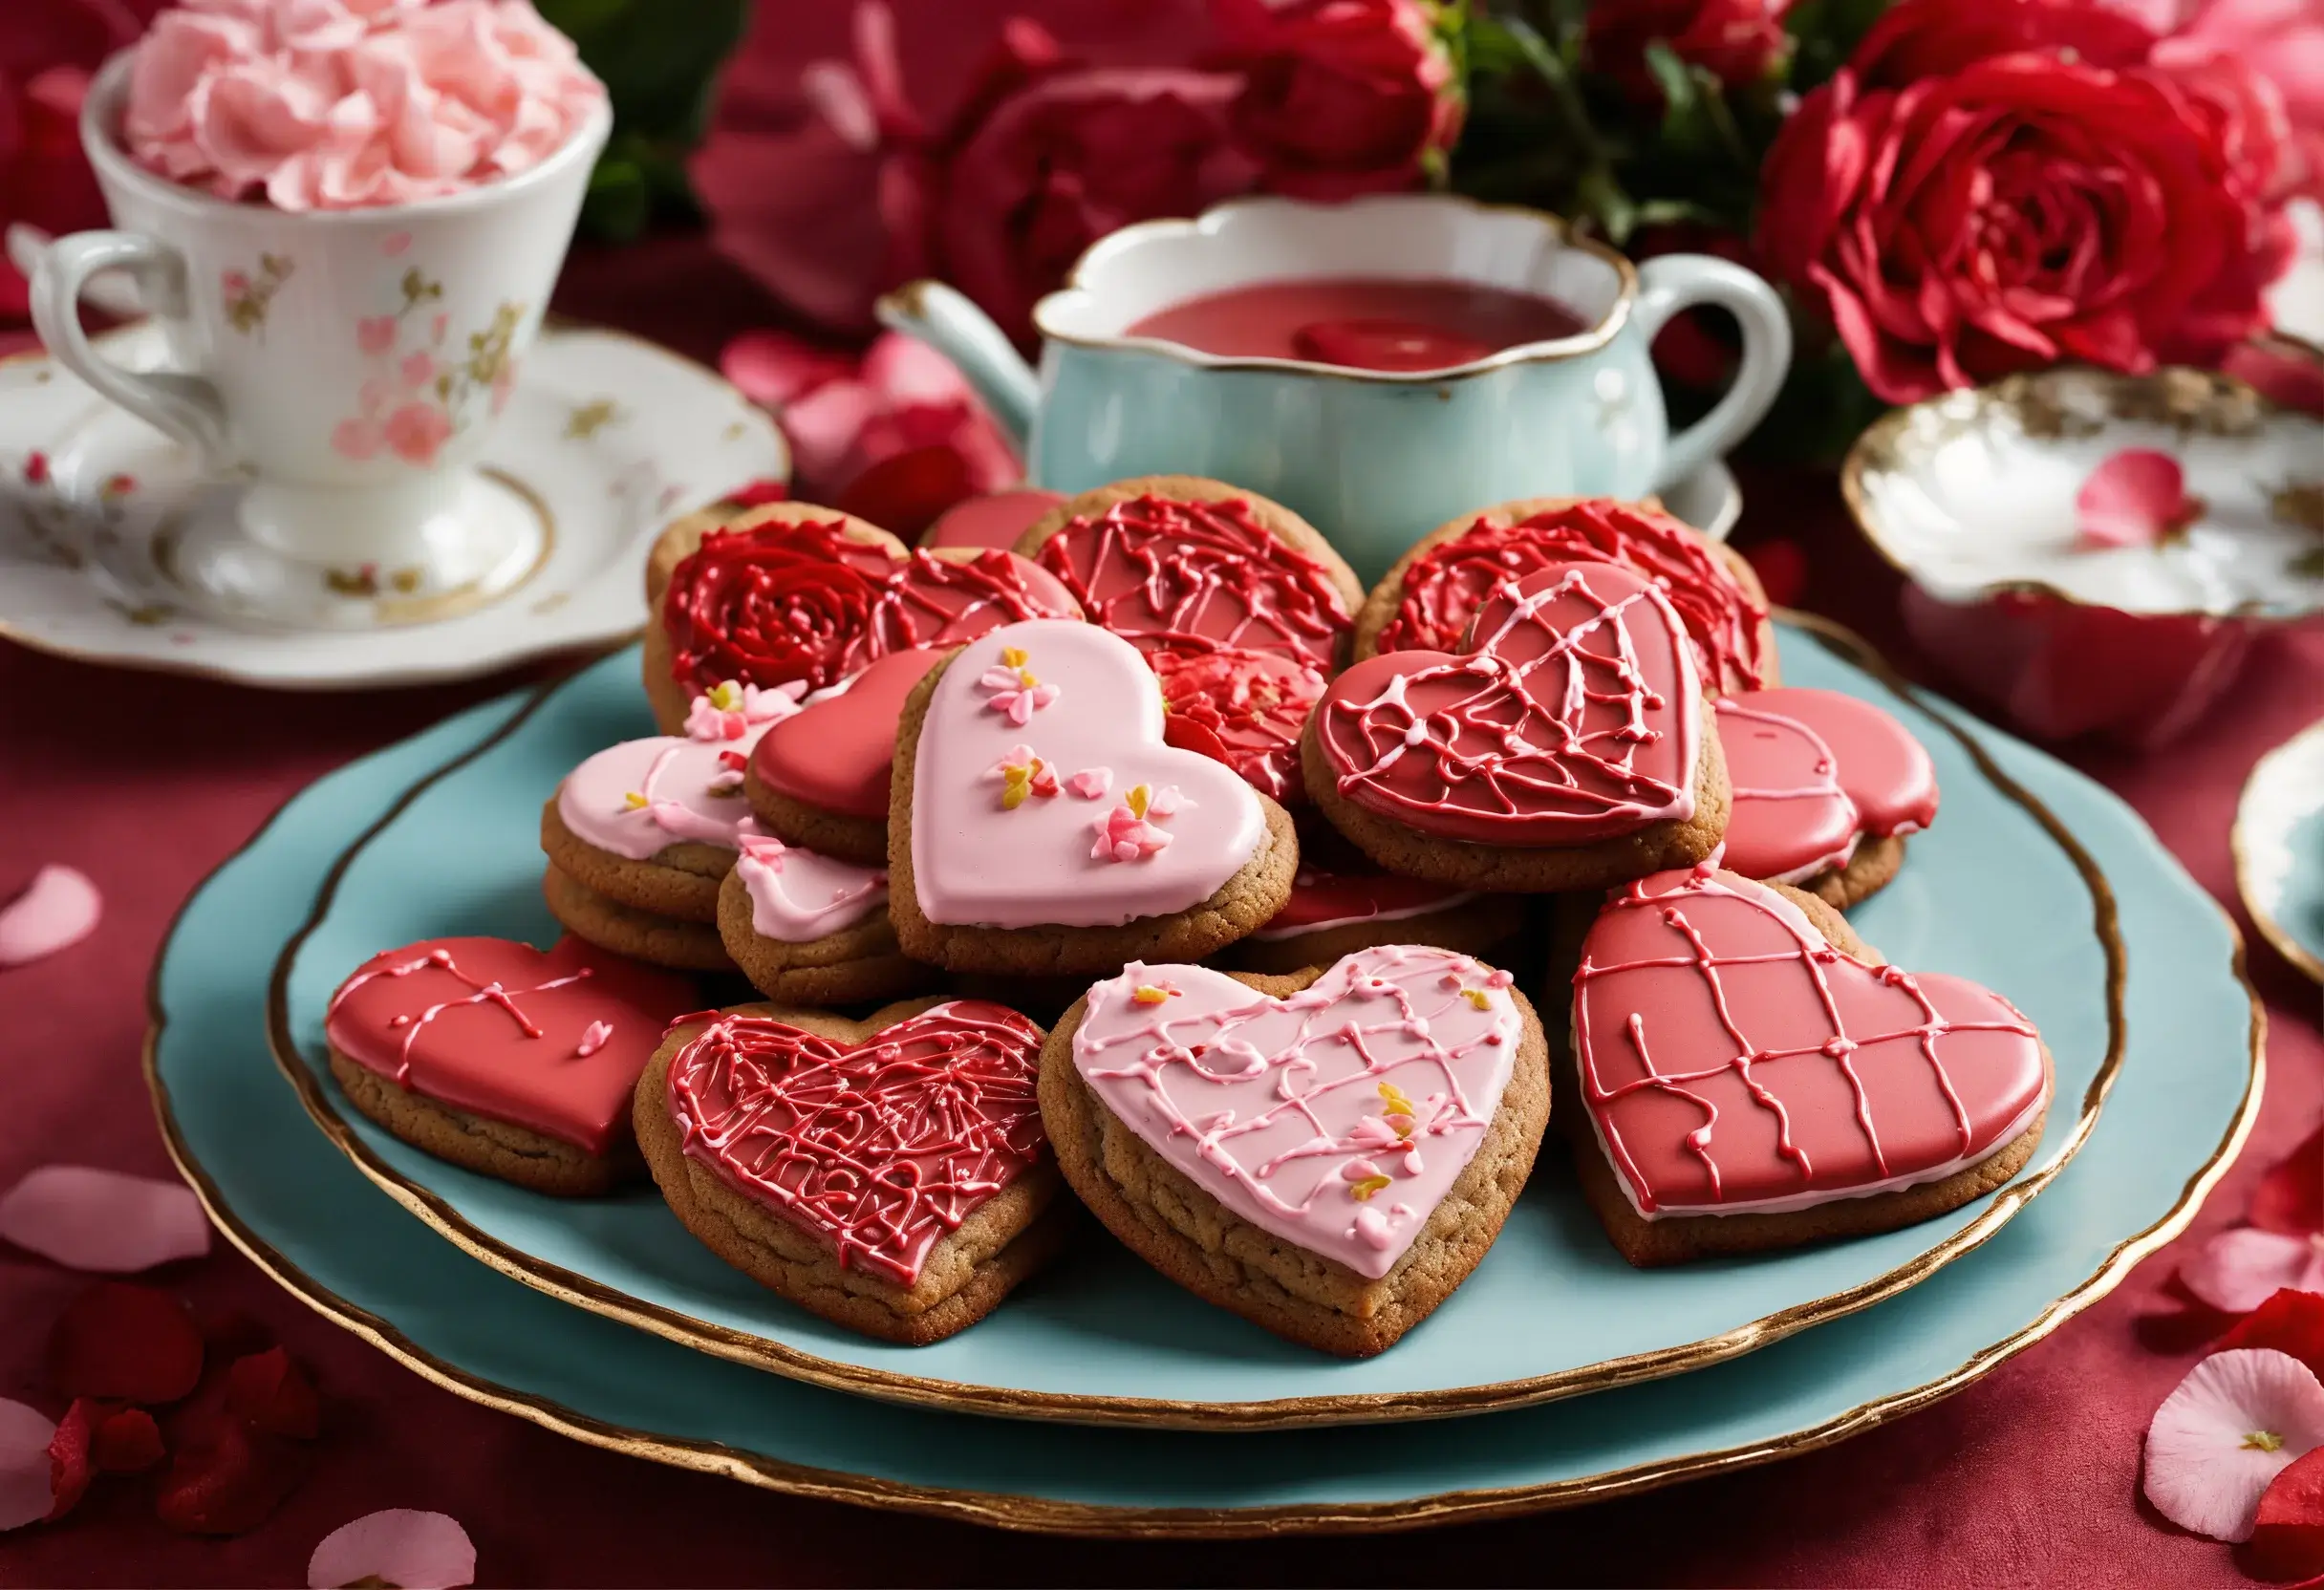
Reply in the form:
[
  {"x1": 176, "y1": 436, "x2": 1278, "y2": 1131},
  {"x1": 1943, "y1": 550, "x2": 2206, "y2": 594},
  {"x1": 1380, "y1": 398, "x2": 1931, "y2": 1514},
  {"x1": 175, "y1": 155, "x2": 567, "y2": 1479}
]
[
  {"x1": 1001, "y1": 783, "x2": 1027, "y2": 811},
  {"x1": 708, "y1": 680, "x2": 741, "y2": 711},
  {"x1": 1349, "y1": 1175, "x2": 1392, "y2": 1202},
  {"x1": 1386, "y1": 1113, "x2": 1415, "y2": 1140},
  {"x1": 1132, "y1": 984, "x2": 1172, "y2": 1005},
  {"x1": 1462, "y1": 988, "x2": 1492, "y2": 1011},
  {"x1": 624, "y1": 792, "x2": 648, "y2": 809},
  {"x1": 1378, "y1": 1081, "x2": 1413, "y2": 1110},
  {"x1": 1127, "y1": 784, "x2": 1151, "y2": 819},
  {"x1": 1017, "y1": 667, "x2": 1038, "y2": 687},
  {"x1": 1001, "y1": 646, "x2": 1027, "y2": 668}
]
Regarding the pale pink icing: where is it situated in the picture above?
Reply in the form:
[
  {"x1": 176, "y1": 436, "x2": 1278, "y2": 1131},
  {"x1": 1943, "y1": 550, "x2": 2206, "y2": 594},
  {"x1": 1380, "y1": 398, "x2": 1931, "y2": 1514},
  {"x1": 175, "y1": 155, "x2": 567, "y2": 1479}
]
[
  {"x1": 734, "y1": 836, "x2": 888, "y2": 943},
  {"x1": 909, "y1": 620, "x2": 1266, "y2": 930},
  {"x1": 1071, "y1": 946, "x2": 1522, "y2": 1279},
  {"x1": 124, "y1": 0, "x2": 606, "y2": 211},
  {"x1": 556, "y1": 686, "x2": 798, "y2": 862}
]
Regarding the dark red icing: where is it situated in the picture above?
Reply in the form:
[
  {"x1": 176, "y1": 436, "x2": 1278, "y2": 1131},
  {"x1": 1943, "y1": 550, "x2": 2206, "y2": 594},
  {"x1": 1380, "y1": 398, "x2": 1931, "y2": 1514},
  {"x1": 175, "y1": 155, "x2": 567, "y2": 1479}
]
[
  {"x1": 1376, "y1": 501, "x2": 1771, "y2": 694},
  {"x1": 664, "y1": 522, "x2": 1078, "y2": 695},
  {"x1": 1150, "y1": 644, "x2": 1326, "y2": 805},
  {"x1": 1574, "y1": 869, "x2": 2045, "y2": 1215},
  {"x1": 1259, "y1": 867, "x2": 1470, "y2": 935},
  {"x1": 665, "y1": 1000, "x2": 1047, "y2": 1287},
  {"x1": 1033, "y1": 494, "x2": 1350, "y2": 668},
  {"x1": 325, "y1": 937, "x2": 697, "y2": 1155},
  {"x1": 1316, "y1": 561, "x2": 1701, "y2": 845},
  {"x1": 752, "y1": 646, "x2": 945, "y2": 819},
  {"x1": 1717, "y1": 688, "x2": 1941, "y2": 883}
]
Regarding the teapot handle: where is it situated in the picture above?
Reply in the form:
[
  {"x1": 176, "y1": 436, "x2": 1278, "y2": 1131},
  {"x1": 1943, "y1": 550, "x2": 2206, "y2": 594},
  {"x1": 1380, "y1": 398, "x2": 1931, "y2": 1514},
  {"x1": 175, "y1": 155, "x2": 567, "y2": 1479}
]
[
  {"x1": 875, "y1": 280, "x2": 1039, "y2": 450},
  {"x1": 1632, "y1": 255, "x2": 1793, "y2": 494}
]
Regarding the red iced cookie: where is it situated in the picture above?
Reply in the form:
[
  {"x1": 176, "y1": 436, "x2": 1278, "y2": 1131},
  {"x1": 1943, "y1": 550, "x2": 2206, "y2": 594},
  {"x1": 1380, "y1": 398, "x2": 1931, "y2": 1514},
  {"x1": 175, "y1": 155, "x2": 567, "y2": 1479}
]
[
  {"x1": 1151, "y1": 644, "x2": 1326, "y2": 805},
  {"x1": 1714, "y1": 687, "x2": 1939, "y2": 885},
  {"x1": 752, "y1": 646, "x2": 945, "y2": 820}
]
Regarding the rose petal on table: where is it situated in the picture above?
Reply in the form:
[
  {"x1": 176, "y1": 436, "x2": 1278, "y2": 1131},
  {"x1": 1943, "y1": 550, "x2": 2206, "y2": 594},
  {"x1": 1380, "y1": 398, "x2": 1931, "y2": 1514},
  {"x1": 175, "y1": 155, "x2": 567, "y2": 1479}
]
[
  {"x1": 2251, "y1": 1446, "x2": 2324, "y2": 1580},
  {"x1": 2221, "y1": 1292, "x2": 2324, "y2": 1380},
  {"x1": 0, "y1": 866, "x2": 99, "y2": 967},
  {"x1": 2076, "y1": 448, "x2": 2198, "y2": 549},
  {"x1": 47, "y1": 1282, "x2": 204, "y2": 1405},
  {"x1": 0, "y1": 1399, "x2": 57, "y2": 1532},
  {"x1": 2253, "y1": 1128, "x2": 2324, "y2": 1235},
  {"x1": 45, "y1": 1399, "x2": 99, "y2": 1523},
  {"x1": 226, "y1": 1347, "x2": 320, "y2": 1440},
  {"x1": 155, "y1": 1409, "x2": 310, "y2": 1536},
  {"x1": 2184, "y1": 1229, "x2": 2324, "y2": 1315},
  {"x1": 91, "y1": 1407, "x2": 161, "y2": 1474},
  {"x1": 0, "y1": 1166, "x2": 210, "y2": 1273},
  {"x1": 719, "y1": 329, "x2": 855, "y2": 410},
  {"x1": 2145, "y1": 1348, "x2": 2324, "y2": 1541},
  {"x1": 308, "y1": 1509, "x2": 477, "y2": 1590}
]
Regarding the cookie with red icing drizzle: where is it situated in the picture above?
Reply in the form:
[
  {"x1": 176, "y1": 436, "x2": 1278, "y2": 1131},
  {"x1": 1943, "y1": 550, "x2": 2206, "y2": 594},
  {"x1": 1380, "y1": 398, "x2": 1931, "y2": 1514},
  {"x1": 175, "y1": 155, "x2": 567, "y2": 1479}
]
[
  {"x1": 1041, "y1": 944, "x2": 1551, "y2": 1355},
  {"x1": 1355, "y1": 497, "x2": 1777, "y2": 695},
  {"x1": 1305, "y1": 560, "x2": 1732, "y2": 892},
  {"x1": 324, "y1": 936, "x2": 697, "y2": 1195},
  {"x1": 635, "y1": 997, "x2": 1071, "y2": 1343},
  {"x1": 1713, "y1": 687, "x2": 1939, "y2": 908},
  {"x1": 642, "y1": 499, "x2": 1080, "y2": 734},
  {"x1": 1567, "y1": 867, "x2": 2050, "y2": 1266}
]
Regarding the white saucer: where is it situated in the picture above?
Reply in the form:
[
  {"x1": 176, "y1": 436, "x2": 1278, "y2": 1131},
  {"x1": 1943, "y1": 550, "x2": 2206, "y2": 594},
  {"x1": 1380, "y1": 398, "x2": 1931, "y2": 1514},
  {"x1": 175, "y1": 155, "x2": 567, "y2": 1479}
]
[{"x1": 0, "y1": 323, "x2": 785, "y2": 688}]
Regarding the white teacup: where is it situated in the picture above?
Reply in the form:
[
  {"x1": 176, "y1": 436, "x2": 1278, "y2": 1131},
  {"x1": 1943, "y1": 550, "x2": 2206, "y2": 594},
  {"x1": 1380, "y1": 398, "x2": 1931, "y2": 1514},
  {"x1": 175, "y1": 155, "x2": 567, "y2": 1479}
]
[{"x1": 32, "y1": 51, "x2": 610, "y2": 629}]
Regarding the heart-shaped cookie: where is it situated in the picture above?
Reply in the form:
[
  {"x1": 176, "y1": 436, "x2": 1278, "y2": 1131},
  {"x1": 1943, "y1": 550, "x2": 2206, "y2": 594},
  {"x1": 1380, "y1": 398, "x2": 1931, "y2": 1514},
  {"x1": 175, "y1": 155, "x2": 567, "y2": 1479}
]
[
  {"x1": 325, "y1": 936, "x2": 697, "y2": 1154},
  {"x1": 1027, "y1": 490, "x2": 1352, "y2": 668},
  {"x1": 1574, "y1": 869, "x2": 2047, "y2": 1220},
  {"x1": 1314, "y1": 561, "x2": 1704, "y2": 846},
  {"x1": 901, "y1": 618, "x2": 1276, "y2": 934},
  {"x1": 663, "y1": 519, "x2": 1079, "y2": 698},
  {"x1": 1365, "y1": 498, "x2": 1775, "y2": 693},
  {"x1": 1152, "y1": 644, "x2": 1326, "y2": 805},
  {"x1": 753, "y1": 646, "x2": 945, "y2": 822},
  {"x1": 1068, "y1": 945, "x2": 1528, "y2": 1280},
  {"x1": 1714, "y1": 688, "x2": 1939, "y2": 885},
  {"x1": 663, "y1": 999, "x2": 1047, "y2": 1287}
]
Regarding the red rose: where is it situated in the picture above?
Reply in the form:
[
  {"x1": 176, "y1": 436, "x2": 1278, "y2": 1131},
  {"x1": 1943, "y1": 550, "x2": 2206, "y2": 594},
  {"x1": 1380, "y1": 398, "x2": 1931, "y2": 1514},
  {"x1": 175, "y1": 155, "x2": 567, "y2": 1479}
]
[
  {"x1": 1757, "y1": 52, "x2": 2285, "y2": 402},
  {"x1": 1584, "y1": 0, "x2": 1793, "y2": 105},
  {"x1": 0, "y1": 0, "x2": 145, "y2": 321},
  {"x1": 662, "y1": 524, "x2": 892, "y2": 695},
  {"x1": 1209, "y1": 0, "x2": 1461, "y2": 199},
  {"x1": 1848, "y1": 0, "x2": 2158, "y2": 86}
]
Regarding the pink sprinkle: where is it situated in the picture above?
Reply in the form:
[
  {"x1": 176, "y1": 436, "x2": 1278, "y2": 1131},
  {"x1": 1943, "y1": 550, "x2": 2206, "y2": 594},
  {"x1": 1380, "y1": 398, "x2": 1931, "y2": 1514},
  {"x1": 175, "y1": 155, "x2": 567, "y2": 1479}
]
[
  {"x1": 574, "y1": 1021, "x2": 613, "y2": 1059},
  {"x1": 1341, "y1": 1158, "x2": 1383, "y2": 1182},
  {"x1": 1352, "y1": 1205, "x2": 1394, "y2": 1250},
  {"x1": 1068, "y1": 768, "x2": 1111, "y2": 800}
]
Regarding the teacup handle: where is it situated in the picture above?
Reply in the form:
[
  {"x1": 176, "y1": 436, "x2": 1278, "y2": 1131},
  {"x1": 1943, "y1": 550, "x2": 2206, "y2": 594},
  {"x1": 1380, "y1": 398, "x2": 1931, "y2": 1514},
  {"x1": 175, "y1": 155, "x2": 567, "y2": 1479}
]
[
  {"x1": 1632, "y1": 254, "x2": 1793, "y2": 495},
  {"x1": 32, "y1": 230, "x2": 231, "y2": 469}
]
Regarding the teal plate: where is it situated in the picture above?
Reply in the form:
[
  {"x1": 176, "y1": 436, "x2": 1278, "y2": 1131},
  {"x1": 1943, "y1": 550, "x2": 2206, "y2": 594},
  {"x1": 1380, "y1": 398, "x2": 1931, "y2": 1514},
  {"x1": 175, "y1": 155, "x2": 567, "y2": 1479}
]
[
  {"x1": 2235, "y1": 714, "x2": 2324, "y2": 985},
  {"x1": 269, "y1": 627, "x2": 2116, "y2": 1428},
  {"x1": 147, "y1": 627, "x2": 2260, "y2": 1532}
]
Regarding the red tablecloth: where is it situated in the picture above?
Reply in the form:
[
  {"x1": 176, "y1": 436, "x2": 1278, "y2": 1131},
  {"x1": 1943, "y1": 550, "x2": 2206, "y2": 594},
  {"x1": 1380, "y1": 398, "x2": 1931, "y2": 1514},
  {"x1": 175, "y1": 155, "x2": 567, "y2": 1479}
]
[{"x1": 7, "y1": 3, "x2": 2324, "y2": 1579}]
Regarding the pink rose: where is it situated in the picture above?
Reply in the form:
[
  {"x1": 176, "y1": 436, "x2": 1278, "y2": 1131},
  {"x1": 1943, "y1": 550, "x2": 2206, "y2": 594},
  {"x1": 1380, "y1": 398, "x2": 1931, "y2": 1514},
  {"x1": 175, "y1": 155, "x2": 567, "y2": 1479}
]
[
  {"x1": 785, "y1": 5, "x2": 1259, "y2": 348},
  {"x1": 123, "y1": 0, "x2": 606, "y2": 211},
  {"x1": 2159, "y1": 0, "x2": 2324, "y2": 200},
  {"x1": 0, "y1": 0, "x2": 145, "y2": 321},
  {"x1": 1209, "y1": 0, "x2": 1461, "y2": 199},
  {"x1": 381, "y1": 399, "x2": 450, "y2": 463}
]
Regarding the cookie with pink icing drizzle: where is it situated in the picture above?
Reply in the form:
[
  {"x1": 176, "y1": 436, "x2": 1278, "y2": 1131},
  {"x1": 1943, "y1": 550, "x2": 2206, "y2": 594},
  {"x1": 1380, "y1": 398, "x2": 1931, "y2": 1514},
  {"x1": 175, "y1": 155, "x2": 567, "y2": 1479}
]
[
  {"x1": 891, "y1": 618, "x2": 1299, "y2": 977},
  {"x1": 712, "y1": 837, "x2": 924, "y2": 1007},
  {"x1": 1040, "y1": 944, "x2": 1550, "y2": 1355},
  {"x1": 1567, "y1": 867, "x2": 2051, "y2": 1266}
]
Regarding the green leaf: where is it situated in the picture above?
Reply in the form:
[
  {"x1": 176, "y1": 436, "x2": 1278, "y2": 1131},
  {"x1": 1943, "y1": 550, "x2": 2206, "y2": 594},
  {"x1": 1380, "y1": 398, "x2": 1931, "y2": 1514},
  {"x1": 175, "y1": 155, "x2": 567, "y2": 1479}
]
[
  {"x1": 579, "y1": 156, "x2": 652, "y2": 244},
  {"x1": 1573, "y1": 164, "x2": 1639, "y2": 245},
  {"x1": 534, "y1": 0, "x2": 749, "y2": 139},
  {"x1": 1784, "y1": 0, "x2": 1898, "y2": 92}
]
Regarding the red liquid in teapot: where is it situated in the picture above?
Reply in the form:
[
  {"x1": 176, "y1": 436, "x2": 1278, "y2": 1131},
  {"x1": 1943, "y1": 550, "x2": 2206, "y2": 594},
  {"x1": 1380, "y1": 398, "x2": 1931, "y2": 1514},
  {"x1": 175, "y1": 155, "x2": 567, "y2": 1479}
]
[{"x1": 1124, "y1": 277, "x2": 1592, "y2": 372}]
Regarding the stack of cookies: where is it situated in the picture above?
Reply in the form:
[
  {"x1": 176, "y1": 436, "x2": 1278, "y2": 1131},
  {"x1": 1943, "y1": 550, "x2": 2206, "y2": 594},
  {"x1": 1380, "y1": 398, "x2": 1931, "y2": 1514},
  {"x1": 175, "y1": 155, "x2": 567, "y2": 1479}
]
[{"x1": 322, "y1": 477, "x2": 2052, "y2": 1357}]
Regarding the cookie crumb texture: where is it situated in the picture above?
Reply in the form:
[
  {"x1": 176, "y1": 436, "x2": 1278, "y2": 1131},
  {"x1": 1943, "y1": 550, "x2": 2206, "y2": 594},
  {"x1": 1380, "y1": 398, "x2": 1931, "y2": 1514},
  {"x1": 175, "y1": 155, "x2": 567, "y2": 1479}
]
[
  {"x1": 635, "y1": 1000, "x2": 1070, "y2": 1345},
  {"x1": 1040, "y1": 962, "x2": 1551, "y2": 1356}
]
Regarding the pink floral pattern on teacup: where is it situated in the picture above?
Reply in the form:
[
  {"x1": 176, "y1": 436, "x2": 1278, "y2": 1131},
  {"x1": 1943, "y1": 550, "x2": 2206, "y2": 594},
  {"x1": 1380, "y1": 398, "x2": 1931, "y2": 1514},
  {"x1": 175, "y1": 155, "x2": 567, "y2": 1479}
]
[{"x1": 330, "y1": 265, "x2": 525, "y2": 466}]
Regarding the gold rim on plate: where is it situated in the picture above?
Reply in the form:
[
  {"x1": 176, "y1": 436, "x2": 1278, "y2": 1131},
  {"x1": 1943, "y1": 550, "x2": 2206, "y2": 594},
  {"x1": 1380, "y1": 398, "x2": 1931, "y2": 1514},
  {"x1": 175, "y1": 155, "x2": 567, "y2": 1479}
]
[
  {"x1": 266, "y1": 616, "x2": 2127, "y2": 1430},
  {"x1": 142, "y1": 620, "x2": 2267, "y2": 1534},
  {"x1": 2230, "y1": 714, "x2": 2324, "y2": 985}
]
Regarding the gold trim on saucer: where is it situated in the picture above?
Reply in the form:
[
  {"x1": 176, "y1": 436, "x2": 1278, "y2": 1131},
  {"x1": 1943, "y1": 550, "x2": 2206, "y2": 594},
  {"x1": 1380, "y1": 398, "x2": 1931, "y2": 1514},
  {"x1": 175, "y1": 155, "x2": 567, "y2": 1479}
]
[
  {"x1": 2231, "y1": 714, "x2": 2324, "y2": 985},
  {"x1": 265, "y1": 617, "x2": 2130, "y2": 1431},
  {"x1": 140, "y1": 620, "x2": 2267, "y2": 1533}
]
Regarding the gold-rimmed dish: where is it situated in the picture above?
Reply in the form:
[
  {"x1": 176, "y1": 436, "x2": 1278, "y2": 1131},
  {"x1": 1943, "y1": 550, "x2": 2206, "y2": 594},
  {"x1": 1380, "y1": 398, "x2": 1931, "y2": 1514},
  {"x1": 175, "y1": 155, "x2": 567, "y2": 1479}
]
[
  {"x1": 2233, "y1": 714, "x2": 2324, "y2": 984},
  {"x1": 142, "y1": 620, "x2": 2262, "y2": 1533},
  {"x1": 264, "y1": 616, "x2": 2120, "y2": 1430}
]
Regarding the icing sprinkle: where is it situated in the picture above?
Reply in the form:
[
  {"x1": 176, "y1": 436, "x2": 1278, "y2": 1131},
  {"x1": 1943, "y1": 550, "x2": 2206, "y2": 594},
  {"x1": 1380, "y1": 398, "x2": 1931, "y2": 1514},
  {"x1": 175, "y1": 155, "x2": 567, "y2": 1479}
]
[{"x1": 980, "y1": 646, "x2": 1061, "y2": 725}]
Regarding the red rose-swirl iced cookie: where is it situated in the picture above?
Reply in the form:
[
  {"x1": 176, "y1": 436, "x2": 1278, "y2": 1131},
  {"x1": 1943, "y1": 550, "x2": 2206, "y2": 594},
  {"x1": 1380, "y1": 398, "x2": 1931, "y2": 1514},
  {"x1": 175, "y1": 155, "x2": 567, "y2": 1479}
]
[
  {"x1": 1304, "y1": 560, "x2": 1730, "y2": 892},
  {"x1": 1565, "y1": 868, "x2": 2051, "y2": 1266},
  {"x1": 1353, "y1": 497, "x2": 1778, "y2": 695},
  {"x1": 644, "y1": 499, "x2": 1080, "y2": 734},
  {"x1": 635, "y1": 997, "x2": 1071, "y2": 1343}
]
